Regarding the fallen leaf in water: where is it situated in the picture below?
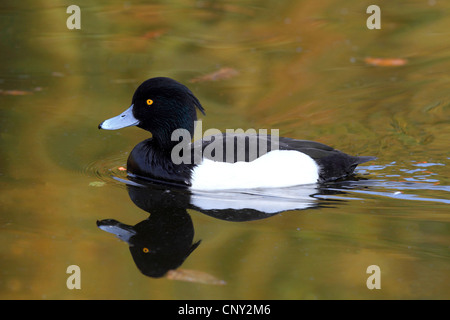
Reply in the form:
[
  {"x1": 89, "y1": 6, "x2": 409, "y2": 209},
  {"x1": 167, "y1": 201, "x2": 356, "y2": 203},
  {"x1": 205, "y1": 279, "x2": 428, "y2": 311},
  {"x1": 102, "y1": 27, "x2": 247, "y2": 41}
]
[
  {"x1": 142, "y1": 29, "x2": 167, "y2": 39},
  {"x1": 190, "y1": 67, "x2": 239, "y2": 83},
  {"x1": 166, "y1": 269, "x2": 226, "y2": 285},
  {"x1": 364, "y1": 57, "x2": 407, "y2": 67},
  {"x1": 89, "y1": 181, "x2": 106, "y2": 187}
]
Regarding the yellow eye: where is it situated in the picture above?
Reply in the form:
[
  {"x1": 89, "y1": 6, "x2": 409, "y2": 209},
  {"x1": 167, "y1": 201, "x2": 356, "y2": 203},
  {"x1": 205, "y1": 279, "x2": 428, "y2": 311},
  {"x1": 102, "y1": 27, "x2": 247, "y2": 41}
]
[
  {"x1": 146, "y1": 99, "x2": 153, "y2": 106},
  {"x1": 143, "y1": 248, "x2": 149, "y2": 253}
]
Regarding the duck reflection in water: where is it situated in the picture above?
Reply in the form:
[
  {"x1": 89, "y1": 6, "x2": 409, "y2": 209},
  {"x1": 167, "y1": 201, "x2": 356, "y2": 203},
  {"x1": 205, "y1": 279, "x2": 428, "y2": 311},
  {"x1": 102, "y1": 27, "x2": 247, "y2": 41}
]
[
  {"x1": 97, "y1": 182, "x2": 199, "y2": 278},
  {"x1": 96, "y1": 177, "x2": 353, "y2": 279}
]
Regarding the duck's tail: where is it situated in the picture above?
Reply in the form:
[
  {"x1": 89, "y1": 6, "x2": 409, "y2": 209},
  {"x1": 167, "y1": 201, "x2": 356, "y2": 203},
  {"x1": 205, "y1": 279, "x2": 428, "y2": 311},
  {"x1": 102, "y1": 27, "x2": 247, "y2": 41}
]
[{"x1": 354, "y1": 156, "x2": 377, "y2": 165}]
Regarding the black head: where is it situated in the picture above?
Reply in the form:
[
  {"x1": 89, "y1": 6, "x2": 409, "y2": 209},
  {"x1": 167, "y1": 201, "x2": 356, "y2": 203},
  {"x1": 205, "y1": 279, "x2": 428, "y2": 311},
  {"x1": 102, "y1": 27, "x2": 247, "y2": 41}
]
[{"x1": 99, "y1": 77, "x2": 205, "y2": 148}]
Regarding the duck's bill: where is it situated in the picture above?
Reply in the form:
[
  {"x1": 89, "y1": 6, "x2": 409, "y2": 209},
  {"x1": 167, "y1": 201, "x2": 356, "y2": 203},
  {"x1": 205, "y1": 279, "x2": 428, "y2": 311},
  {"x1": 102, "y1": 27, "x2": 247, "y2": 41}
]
[
  {"x1": 96, "y1": 219, "x2": 136, "y2": 243},
  {"x1": 98, "y1": 105, "x2": 139, "y2": 130}
]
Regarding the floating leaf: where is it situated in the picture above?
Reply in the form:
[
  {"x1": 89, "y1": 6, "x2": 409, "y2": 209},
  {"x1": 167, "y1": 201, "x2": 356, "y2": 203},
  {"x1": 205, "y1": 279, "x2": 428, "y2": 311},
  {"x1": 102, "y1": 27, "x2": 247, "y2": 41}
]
[
  {"x1": 89, "y1": 181, "x2": 106, "y2": 187},
  {"x1": 142, "y1": 29, "x2": 167, "y2": 39},
  {"x1": 190, "y1": 67, "x2": 239, "y2": 83},
  {"x1": 364, "y1": 57, "x2": 407, "y2": 67}
]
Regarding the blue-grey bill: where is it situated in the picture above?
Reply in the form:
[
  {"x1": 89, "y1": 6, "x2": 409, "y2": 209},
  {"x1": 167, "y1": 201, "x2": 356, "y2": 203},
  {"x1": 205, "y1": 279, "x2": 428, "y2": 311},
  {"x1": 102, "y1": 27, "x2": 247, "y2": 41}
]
[
  {"x1": 96, "y1": 219, "x2": 136, "y2": 242},
  {"x1": 98, "y1": 105, "x2": 139, "y2": 130}
]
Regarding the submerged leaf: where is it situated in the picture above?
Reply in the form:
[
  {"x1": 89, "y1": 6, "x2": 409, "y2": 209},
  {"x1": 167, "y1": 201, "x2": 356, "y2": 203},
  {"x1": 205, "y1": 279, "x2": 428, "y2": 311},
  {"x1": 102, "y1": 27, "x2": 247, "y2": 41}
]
[
  {"x1": 166, "y1": 269, "x2": 226, "y2": 285},
  {"x1": 0, "y1": 89, "x2": 33, "y2": 95}
]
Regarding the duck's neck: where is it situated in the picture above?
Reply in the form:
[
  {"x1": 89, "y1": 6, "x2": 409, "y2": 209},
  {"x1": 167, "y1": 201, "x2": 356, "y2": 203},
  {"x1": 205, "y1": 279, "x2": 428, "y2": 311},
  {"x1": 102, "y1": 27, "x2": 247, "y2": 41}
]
[
  {"x1": 151, "y1": 127, "x2": 193, "y2": 153},
  {"x1": 153, "y1": 133, "x2": 178, "y2": 152}
]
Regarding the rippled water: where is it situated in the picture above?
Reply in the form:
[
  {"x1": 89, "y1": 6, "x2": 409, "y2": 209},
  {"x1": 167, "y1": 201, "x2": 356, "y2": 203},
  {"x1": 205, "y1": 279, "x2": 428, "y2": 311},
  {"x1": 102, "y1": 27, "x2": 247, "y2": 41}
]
[{"x1": 1, "y1": 1, "x2": 449, "y2": 299}]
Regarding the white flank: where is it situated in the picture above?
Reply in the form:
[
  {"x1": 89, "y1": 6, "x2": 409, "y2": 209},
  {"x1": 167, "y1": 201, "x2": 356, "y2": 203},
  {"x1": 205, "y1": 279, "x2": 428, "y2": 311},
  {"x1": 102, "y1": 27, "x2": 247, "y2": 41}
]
[{"x1": 190, "y1": 150, "x2": 319, "y2": 190}]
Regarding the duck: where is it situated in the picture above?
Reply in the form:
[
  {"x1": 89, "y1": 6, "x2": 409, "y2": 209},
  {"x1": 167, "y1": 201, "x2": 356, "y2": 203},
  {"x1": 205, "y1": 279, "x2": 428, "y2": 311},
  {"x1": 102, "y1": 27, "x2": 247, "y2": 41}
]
[{"x1": 99, "y1": 77, "x2": 375, "y2": 190}]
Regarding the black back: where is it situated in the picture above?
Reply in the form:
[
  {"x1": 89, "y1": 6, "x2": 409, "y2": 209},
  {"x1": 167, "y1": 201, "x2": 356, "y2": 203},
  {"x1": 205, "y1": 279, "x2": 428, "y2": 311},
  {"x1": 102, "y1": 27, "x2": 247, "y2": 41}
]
[{"x1": 127, "y1": 133, "x2": 375, "y2": 185}]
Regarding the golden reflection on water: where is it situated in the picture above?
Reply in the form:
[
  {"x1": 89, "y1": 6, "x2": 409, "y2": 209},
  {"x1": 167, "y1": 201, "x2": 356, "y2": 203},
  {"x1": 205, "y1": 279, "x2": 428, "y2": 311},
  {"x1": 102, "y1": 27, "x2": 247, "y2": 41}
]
[{"x1": 0, "y1": 0, "x2": 449, "y2": 299}]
